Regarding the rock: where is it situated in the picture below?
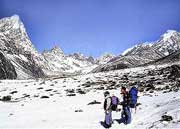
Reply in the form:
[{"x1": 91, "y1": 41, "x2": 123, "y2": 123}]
[
  {"x1": 76, "y1": 89, "x2": 86, "y2": 94},
  {"x1": 39, "y1": 81, "x2": 46, "y2": 85},
  {"x1": 9, "y1": 113, "x2": 14, "y2": 116},
  {"x1": 50, "y1": 84, "x2": 54, "y2": 86},
  {"x1": 1, "y1": 95, "x2": 12, "y2": 101},
  {"x1": 10, "y1": 91, "x2": 18, "y2": 94},
  {"x1": 145, "y1": 83, "x2": 155, "y2": 91},
  {"x1": 95, "y1": 86, "x2": 104, "y2": 90},
  {"x1": 22, "y1": 94, "x2": 30, "y2": 98},
  {"x1": 37, "y1": 87, "x2": 43, "y2": 90},
  {"x1": 88, "y1": 100, "x2": 101, "y2": 105},
  {"x1": 33, "y1": 95, "x2": 39, "y2": 97},
  {"x1": 0, "y1": 51, "x2": 17, "y2": 79},
  {"x1": 75, "y1": 109, "x2": 83, "y2": 112},
  {"x1": 40, "y1": 96, "x2": 49, "y2": 99},
  {"x1": 156, "y1": 104, "x2": 160, "y2": 107},
  {"x1": 45, "y1": 89, "x2": 53, "y2": 92},
  {"x1": 121, "y1": 75, "x2": 129, "y2": 80},
  {"x1": 160, "y1": 115, "x2": 173, "y2": 122},
  {"x1": 67, "y1": 93, "x2": 76, "y2": 96},
  {"x1": 149, "y1": 90, "x2": 154, "y2": 93},
  {"x1": 65, "y1": 89, "x2": 75, "y2": 93}
]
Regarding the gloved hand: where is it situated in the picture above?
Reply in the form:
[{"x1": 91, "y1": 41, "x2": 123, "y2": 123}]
[{"x1": 105, "y1": 110, "x2": 109, "y2": 114}]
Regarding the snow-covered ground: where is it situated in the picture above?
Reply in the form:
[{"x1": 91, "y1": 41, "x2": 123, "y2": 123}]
[{"x1": 0, "y1": 68, "x2": 180, "y2": 129}]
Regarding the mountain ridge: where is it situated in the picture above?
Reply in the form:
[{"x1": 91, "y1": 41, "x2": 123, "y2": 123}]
[{"x1": 92, "y1": 30, "x2": 180, "y2": 73}]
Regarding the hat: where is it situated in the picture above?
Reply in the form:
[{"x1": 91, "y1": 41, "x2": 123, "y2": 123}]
[{"x1": 104, "y1": 91, "x2": 110, "y2": 96}]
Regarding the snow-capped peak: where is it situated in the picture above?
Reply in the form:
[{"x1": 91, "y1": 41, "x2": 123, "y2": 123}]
[
  {"x1": 0, "y1": 15, "x2": 38, "y2": 55},
  {"x1": 3, "y1": 15, "x2": 25, "y2": 30},
  {"x1": 10, "y1": 14, "x2": 20, "y2": 23},
  {"x1": 51, "y1": 46, "x2": 64, "y2": 55},
  {"x1": 96, "y1": 53, "x2": 115, "y2": 65},
  {"x1": 122, "y1": 46, "x2": 135, "y2": 56},
  {"x1": 160, "y1": 30, "x2": 178, "y2": 42},
  {"x1": 121, "y1": 42, "x2": 153, "y2": 56}
]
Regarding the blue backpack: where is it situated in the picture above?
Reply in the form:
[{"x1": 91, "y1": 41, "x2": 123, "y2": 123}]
[{"x1": 129, "y1": 86, "x2": 138, "y2": 108}]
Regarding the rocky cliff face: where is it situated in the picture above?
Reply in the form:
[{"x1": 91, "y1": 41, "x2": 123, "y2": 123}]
[
  {"x1": 0, "y1": 15, "x2": 45, "y2": 79},
  {"x1": 0, "y1": 51, "x2": 17, "y2": 79}
]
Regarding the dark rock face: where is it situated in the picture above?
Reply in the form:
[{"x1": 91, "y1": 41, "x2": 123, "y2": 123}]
[
  {"x1": 14, "y1": 55, "x2": 45, "y2": 78},
  {"x1": 0, "y1": 51, "x2": 17, "y2": 79}
]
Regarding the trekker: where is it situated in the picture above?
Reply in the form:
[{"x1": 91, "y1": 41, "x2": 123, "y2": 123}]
[
  {"x1": 111, "y1": 94, "x2": 119, "y2": 111},
  {"x1": 120, "y1": 86, "x2": 131, "y2": 125},
  {"x1": 129, "y1": 84, "x2": 138, "y2": 113},
  {"x1": 103, "y1": 91, "x2": 112, "y2": 128}
]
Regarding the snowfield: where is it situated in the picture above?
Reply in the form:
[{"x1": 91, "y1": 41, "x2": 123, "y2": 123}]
[{"x1": 0, "y1": 67, "x2": 180, "y2": 129}]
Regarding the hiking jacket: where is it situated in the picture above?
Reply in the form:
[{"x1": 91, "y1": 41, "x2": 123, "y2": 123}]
[
  {"x1": 121, "y1": 92, "x2": 130, "y2": 108},
  {"x1": 104, "y1": 95, "x2": 111, "y2": 112}
]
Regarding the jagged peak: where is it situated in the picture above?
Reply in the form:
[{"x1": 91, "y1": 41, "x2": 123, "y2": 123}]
[
  {"x1": 0, "y1": 14, "x2": 25, "y2": 30},
  {"x1": 42, "y1": 45, "x2": 64, "y2": 55},
  {"x1": 51, "y1": 46, "x2": 63, "y2": 52},
  {"x1": 98, "y1": 52, "x2": 115, "y2": 59},
  {"x1": 160, "y1": 30, "x2": 179, "y2": 42},
  {"x1": 121, "y1": 42, "x2": 152, "y2": 56},
  {"x1": 71, "y1": 52, "x2": 84, "y2": 57},
  {"x1": 10, "y1": 14, "x2": 20, "y2": 21}
]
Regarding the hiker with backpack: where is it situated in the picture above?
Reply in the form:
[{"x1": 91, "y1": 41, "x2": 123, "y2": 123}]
[
  {"x1": 103, "y1": 91, "x2": 112, "y2": 128},
  {"x1": 120, "y1": 86, "x2": 131, "y2": 125},
  {"x1": 129, "y1": 85, "x2": 138, "y2": 113}
]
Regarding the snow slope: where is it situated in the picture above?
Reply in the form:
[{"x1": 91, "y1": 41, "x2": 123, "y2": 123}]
[{"x1": 0, "y1": 63, "x2": 180, "y2": 129}]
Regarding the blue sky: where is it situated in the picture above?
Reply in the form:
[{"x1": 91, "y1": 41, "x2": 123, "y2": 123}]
[{"x1": 0, "y1": 0, "x2": 180, "y2": 57}]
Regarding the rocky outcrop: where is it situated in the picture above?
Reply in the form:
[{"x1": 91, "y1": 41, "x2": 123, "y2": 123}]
[{"x1": 0, "y1": 51, "x2": 17, "y2": 79}]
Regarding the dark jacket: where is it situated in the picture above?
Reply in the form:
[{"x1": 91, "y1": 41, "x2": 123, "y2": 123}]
[
  {"x1": 121, "y1": 92, "x2": 130, "y2": 108},
  {"x1": 104, "y1": 95, "x2": 112, "y2": 112}
]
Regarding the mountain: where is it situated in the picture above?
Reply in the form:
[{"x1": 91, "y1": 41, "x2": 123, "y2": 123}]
[
  {"x1": 0, "y1": 15, "x2": 45, "y2": 79},
  {"x1": 1, "y1": 15, "x2": 180, "y2": 78},
  {"x1": 42, "y1": 47, "x2": 97, "y2": 75},
  {"x1": 142, "y1": 49, "x2": 180, "y2": 66},
  {"x1": 92, "y1": 30, "x2": 180, "y2": 73},
  {"x1": 0, "y1": 15, "x2": 99, "y2": 79},
  {"x1": 95, "y1": 53, "x2": 115, "y2": 65}
]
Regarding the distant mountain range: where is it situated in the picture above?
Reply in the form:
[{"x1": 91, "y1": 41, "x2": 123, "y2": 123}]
[
  {"x1": 0, "y1": 15, "x2": 180, "y2": 79},
  {"x1": 92, "y1": 30, "x2": 180, "y2": 72},
  {"x1": 0, "y1": 15, "x2": 114, "y2": 79}
]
